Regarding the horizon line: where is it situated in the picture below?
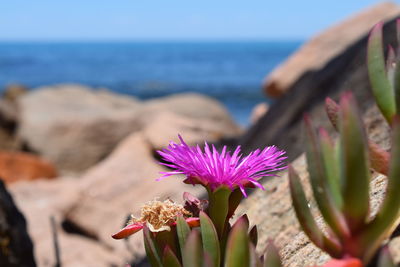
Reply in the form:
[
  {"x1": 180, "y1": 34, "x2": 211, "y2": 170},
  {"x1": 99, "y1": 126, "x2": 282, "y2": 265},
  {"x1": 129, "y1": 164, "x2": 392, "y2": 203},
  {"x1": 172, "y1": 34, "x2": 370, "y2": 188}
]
[{"x1": 0, "y1": 37, "x2": 305, "y2": 43}]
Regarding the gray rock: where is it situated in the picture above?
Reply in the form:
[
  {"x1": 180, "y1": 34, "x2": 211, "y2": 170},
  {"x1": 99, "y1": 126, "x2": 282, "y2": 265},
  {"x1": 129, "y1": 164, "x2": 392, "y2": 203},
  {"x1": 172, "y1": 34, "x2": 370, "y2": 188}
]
[{"x1": 18, "y1": 85, "x2": 241, "y2": 174}]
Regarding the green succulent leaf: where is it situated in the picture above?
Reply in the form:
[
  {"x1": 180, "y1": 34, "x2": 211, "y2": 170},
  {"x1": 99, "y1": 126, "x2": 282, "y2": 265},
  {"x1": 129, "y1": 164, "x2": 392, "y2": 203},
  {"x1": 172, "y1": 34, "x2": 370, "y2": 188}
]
[
  {"x1": 325, "y1": 97, "x2": 340, "y2": 130},
  {"x1": 143, "y1": 225, "x2": 162, "y2": 267},
  {"x1": 319, "y1": 128, "x2": 342, "y2": 209},
  {"x1": 386, "y1": 45, "x2": 396, "y2": 88},
  {"x1": 304, "y1": 116, "x2": 348, "y2": 239},
  {"x1": 162, "y1": 246, "x2": 182, "y2": 267},
  {"x1": 183, "y1": 230, "x2": 202, "y2": 267},
  {"x1": 363, "y1": 116, "x2": 400, "y2": 263},
  {"x1": 288, "y1": 165, "x2": 342, "y2": 258},
  {"x1": 200, "y1": 211, "x2": 221, "y2": 267},
  {"x1": 208, "y1": 185, "x2": 232, "y2": 238},
  {"x1": 339, "y1": 93, "x2": 370, "y2": 232},
  {"x1": 231, "y1": 214, "x2": 249, "y2": 231},
  {"x1": 249, "y1": 243, "x2": 263, "y2": 267},
  {"x1": 176, "y1": 216, "x2": 190, "y2": 258},
  {"x1": 227, "y1": 188, "x2": 243, "y2": 219},
  {"x1": 224, "y1": 217, "x2": 251, "y2": 267},
  {"x1": 264, "y1": 241, "x2": 282, "y2": 267},
  {"x1": 367, "y1": 21, "x2": 395, "y2": 122},
  {"x1": 394, "y1": 51, "x2": 400, "y2": 116}
]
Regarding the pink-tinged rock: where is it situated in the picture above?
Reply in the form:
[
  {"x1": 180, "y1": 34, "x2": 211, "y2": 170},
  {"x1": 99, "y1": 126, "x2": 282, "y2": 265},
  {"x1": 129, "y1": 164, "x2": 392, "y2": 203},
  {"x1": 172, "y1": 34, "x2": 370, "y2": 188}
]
[
  {"x1": 0, "y1": 151, "x2": 57, "y2": 183},
  {"x1": 263, "y1": 2, "x2": 400, "y2": 98}
]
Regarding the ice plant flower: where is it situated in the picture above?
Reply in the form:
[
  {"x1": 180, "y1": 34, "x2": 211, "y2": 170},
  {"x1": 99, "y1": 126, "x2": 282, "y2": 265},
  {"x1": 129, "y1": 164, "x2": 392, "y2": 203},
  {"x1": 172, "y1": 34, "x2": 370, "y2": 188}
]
[
  {"x1": 157, "y1": 135, "x2": 287, "y2": 197},
  {"x1": 112, "y1": 199, "x2": 199, "y2": 239}
]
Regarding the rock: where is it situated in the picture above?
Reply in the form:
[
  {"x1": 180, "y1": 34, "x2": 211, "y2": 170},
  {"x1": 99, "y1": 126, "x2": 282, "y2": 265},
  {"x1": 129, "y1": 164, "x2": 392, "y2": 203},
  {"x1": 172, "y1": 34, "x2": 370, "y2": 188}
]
[
  {"x1": 17, "y1": 84, "x2": 143, "y2": 173},
  {"x1": 64, "y1": 132, "x2": 204, "y2": 263},
  {"x1": 237, "y1": 103, "x2": 399, "y2": 265},
  {"x1": 9, "y1": 178, "x2": 122, "y2": 266},
  {"x1": 249, "y1": 102, "x2": 269, "y2": 125},
  {"x1": 0, "y1": 151, "x2": 57, "y2": 184},
  {"x1": 0, "y1": 180, "x2": 35, "y2": 267},
  {"x1": 18, "y1": 85, "x2": 240, "y2": 173},
  {"x1": 3, "y1": 84, "x2": 28, "y2": 103},
  {"x1": 263, "y1": 2, "x2": 400, "y2": 98},
  {"x1": 240, "y1": 15, "x2": 400, "y2": 161},
  {"x1": 143, "y1": 111, "x2": 241, "y2": 150}
]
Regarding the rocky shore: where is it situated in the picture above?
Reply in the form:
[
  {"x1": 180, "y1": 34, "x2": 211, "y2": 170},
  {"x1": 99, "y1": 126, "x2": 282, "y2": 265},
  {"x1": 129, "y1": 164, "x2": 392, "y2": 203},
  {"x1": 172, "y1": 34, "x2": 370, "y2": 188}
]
[
  {"x1": 1, "y1": 2, "x2": 400, "y2": 267},
  {"x1": 0, "y1": 84, "x2": 242, "y2": 266}
]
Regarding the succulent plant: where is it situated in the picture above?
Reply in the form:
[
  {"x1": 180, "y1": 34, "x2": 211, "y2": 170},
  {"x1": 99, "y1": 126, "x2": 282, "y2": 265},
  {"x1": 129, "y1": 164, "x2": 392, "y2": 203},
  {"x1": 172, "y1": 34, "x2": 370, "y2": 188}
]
[
  {"x1": 112, "y1": 136, "x2": 287, "y2": 267},
  {"x1": 367, "y1": 21, "x2": 400, "y2": 124},
  {"x1": 289, "y1": 93, "x2": 400, "y2": 265},
  {"x1": 137, "y1": 208, "x2": 283, "y2": 267}
]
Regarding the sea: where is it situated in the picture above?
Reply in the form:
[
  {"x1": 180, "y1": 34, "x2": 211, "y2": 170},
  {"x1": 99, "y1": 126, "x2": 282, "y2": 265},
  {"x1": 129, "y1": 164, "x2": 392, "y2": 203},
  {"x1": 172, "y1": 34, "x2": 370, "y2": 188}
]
[{"x1": 0, "y1": 41, "x2": 301, "y2": 126}]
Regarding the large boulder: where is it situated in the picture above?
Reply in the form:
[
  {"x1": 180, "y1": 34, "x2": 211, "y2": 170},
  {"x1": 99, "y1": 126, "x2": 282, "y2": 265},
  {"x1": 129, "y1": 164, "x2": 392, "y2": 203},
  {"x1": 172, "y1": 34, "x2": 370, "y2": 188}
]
[
  {"x1": 0, "y1": 180, "x2": 36, "y2": 267},
  {"x1": 263, "y1": 2, "x2": 400, "y2": 98},
  {"x1": 18, "y1": 85, "x2": 241, "y2": 173},
  {"x1": 17, "y1": 84, "x2": 142, "y2": 173},
  {"x1": 240, "y1": 14, "x2": 400, "y2": 160}
]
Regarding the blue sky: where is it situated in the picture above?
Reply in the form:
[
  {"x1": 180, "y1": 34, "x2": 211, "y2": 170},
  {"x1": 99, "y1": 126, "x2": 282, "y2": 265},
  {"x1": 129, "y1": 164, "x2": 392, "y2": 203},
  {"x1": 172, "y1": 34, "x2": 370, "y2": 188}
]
[{"x1": 1, "y1": 0, "x2": 398, "y2": 41}]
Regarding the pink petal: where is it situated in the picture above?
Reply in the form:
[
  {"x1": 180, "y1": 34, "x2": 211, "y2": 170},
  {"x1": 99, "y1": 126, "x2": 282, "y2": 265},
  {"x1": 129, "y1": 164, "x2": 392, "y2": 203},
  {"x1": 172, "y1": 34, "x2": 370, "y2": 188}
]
[
  {"x1": 112, "y1": 222, "x2": 144, "y2": 239},
  {"x1": 320, "y1": 258, "x2": 363, "y2": 267}
]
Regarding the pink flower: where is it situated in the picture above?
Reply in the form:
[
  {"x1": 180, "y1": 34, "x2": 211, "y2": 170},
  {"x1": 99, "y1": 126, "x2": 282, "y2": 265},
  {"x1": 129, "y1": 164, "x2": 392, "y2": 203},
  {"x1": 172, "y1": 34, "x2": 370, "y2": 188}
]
[{"x1": 157, "y1": 135, "x2": 287, "y2": 197}]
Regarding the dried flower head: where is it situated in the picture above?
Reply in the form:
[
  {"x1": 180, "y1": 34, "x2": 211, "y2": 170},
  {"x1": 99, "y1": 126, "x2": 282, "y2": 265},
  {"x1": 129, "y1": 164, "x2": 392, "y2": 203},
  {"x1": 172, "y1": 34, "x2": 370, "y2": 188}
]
[
  {"x1": 112, "y1": 199, "x2": 198, "y2": 239},
  {"x1": 157, "y1": 135, "x2": 287, "y2": 196}
]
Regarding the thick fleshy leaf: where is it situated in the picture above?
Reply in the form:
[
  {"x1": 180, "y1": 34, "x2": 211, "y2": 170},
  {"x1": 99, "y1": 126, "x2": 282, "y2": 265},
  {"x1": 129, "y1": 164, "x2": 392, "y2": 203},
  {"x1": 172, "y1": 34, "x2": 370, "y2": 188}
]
[
  {"x1": 263, "y1": 241, "x2": 282, "y2": 267},
  {"x1": 143, "y1": 225, "x2": 162, "y2": 267},
  {"x1": 183, "y1": 230, "x2": 202, "y2": 267},
  {"x1": 231, "y1": 214, "x2": 249, "y2": 231},
  {"x1": 325, "y1": 97, "x2": 340, "y2": 130},
  {"x1": 200, "y1": 211, "x2": 220, "y2": 267},
  {"x1": 176, "y1": 216, "x2": 190, "y2": 258},
  {"x1": 249, "y1": 225, "x2": 258, "y2": 246},
  {"x1": 226, "y1": 188, "x2": 243, "y2": 219},
  {"x1": 377, "y1": 246, "x2": 396, "y2": 267},
  {"x1": 394, "y1": 49, "x2": 400, "y2": 116},
  {"x1": 363, "y1": 117, "x2": 400, "y2": 263},
  {"x1": 162, "y1": 246, "x2": 182, "y2": 267},
  {"x1": 368, "y1": 141, "x2": 390, "y2": 175},
  {"x1": 208, "y1": 185, "x2": 231, "y2": 238},
  {"x1": 202, "y1": 253, "x2": 214, "y2": 267},
  {"x1": 112, "y1": 222, "x2": 143, "y2": 239},
  {"x1": 386, "y1": 45, "x2": 396, "y2": 88},
  {"x1": 339, "y1": 93, "x2": 370, "y2": 232},
  {"x1": 224, "y1": 218, "x2": 250, "y2": 267},
  {"x1": 288, "y1": 166, "x2": 342, "y2": 257},
  {"x1": 324, "y1": 97, "x2": 390, "y2": 175},
  {"x1": 319, "y1": 128, "x2": 342, "y2": 209},
  {"x1": 304, "y1": 116, "x2": 348, "y2": 239},
  {"x1": 367, "y1": 22, "x2": 395, "y2": 123},
  {"x1": 249, "y1": 243, "x2": 263, "y2": 267}
]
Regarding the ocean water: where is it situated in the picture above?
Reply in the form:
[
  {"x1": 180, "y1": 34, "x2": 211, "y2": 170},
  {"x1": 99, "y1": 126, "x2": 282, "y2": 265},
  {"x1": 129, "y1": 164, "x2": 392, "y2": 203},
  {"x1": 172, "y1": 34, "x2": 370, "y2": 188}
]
[{"x1": 0, "y1": 41, "x2": 301, "y2": 125}]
